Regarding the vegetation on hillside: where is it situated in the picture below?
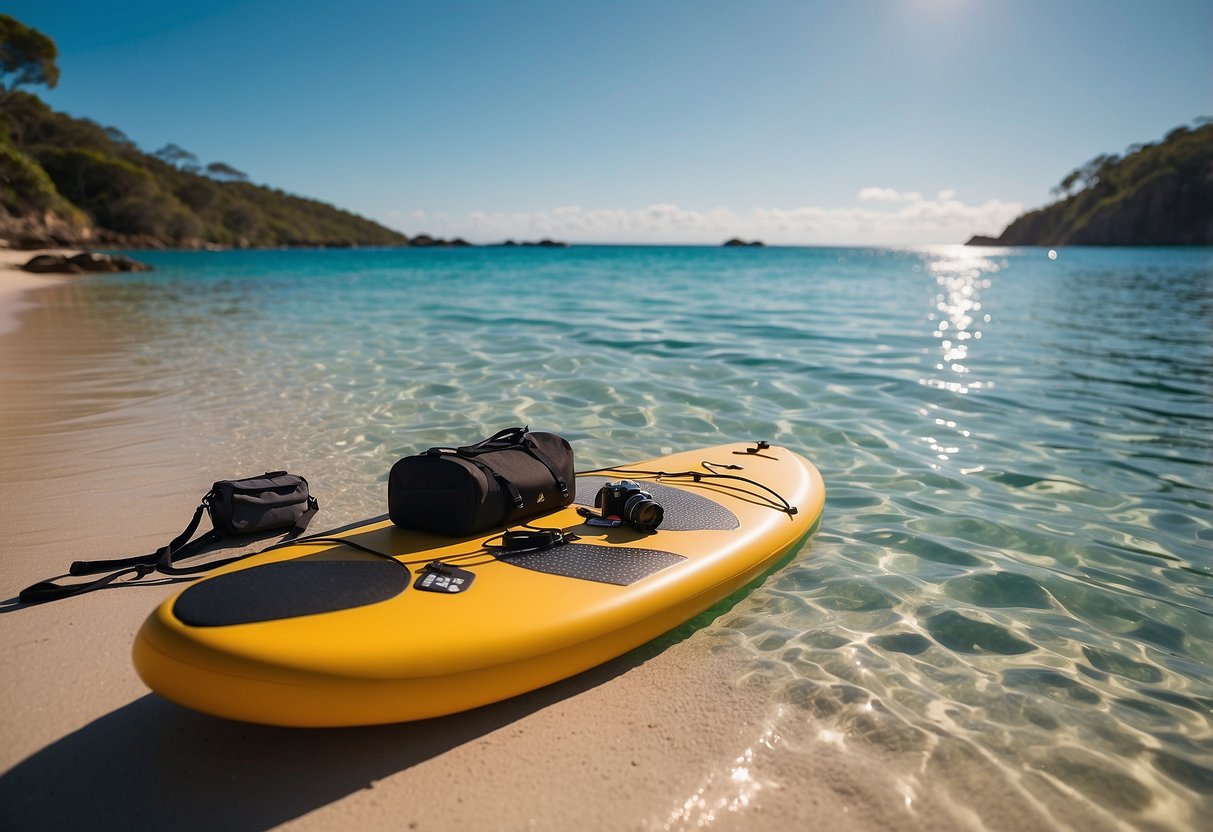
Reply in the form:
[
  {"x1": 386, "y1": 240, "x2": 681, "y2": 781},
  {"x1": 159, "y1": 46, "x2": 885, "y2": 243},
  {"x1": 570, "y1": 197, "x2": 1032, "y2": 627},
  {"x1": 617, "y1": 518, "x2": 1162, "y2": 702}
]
[
  {"x1": 969, "y1": 119, "x2": 1213, "y2": 246},
  {"x1": 0, "y1": 14, "x2": 407, "y2": 248}
]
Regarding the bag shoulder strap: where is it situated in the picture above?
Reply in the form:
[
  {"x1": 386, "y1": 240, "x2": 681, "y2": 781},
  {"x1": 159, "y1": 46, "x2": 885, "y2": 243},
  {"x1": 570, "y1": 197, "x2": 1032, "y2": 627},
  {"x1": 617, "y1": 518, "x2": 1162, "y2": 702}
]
[
  {"x1": 20, "y1": 494, "x2": 321, "y2": 602},
  {"x1": 463, "y1": 457, "x2": 524, "y2": 512},
  {"x1": 18, "y1": 564, "x2": 148, "y2": 604},
  {"x1": 445, "y1": 425, "x2": 529, "y2": 456},
  {"x1": 519, "y1": 435, "x2": 570, "y2": 497},
  {"x1": 19, "y1": 499, "x2": 217, "y2": 604},
  {"x1": 425, "y1": 427, "x2": 566, "y2": 501},
  {"x1": 68, "y1": 500, "x2": 210, "y2": 576}
]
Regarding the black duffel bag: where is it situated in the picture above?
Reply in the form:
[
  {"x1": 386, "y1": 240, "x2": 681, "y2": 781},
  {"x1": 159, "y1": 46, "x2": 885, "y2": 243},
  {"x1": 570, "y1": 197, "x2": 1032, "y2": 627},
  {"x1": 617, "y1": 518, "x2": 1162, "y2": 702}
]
[{"x1": 389, "y1": 426, "x2": 574, "y2": 537}]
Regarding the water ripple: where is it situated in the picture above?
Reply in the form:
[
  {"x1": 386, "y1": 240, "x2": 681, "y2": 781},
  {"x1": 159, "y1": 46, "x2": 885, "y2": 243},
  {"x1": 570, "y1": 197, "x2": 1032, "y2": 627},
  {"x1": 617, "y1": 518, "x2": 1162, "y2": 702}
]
[{"x1": 4, "y1": 244, "x2": 1210, "y2": 828}]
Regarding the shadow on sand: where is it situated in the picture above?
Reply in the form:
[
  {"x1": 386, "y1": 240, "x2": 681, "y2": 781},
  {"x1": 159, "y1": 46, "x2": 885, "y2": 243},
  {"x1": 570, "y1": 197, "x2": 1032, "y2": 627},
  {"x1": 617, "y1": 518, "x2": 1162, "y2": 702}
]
[
  {"x1": 2, "y1": 530, "x2": 811, "y2": 829},
  {"x1": 0, "y1": 649, "x2": 645, "y2": 831},
  {"x1": 0, "y1": 576, "x2": 756, "y2": 831}
]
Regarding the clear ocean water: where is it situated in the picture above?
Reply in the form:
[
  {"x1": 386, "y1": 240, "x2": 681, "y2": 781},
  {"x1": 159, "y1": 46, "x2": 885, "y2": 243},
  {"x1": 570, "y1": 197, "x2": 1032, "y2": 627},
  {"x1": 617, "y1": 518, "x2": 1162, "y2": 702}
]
[{"x1": 22, "y1": 245, "x2": 1213, "y2": 825}]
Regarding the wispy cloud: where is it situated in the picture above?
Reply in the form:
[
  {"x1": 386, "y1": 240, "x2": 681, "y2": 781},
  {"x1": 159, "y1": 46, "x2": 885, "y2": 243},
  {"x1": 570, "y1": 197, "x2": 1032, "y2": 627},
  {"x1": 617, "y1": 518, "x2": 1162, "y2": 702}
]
[
  {"x1": 393, "y1": 189, "x2": 1022, "y2": 245},
  {"x1": 857, "y1": 186, "x2": 923, "y2": 203}
]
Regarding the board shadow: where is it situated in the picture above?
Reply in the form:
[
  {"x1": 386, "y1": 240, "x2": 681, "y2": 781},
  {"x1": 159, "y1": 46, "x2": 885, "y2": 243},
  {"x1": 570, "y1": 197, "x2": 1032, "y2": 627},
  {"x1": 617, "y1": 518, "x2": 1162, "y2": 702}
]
[
  {"x1": 0, "y1": 647, "x2": 651, "y2": 832},
  {"x1": 1, "y1": 526, "x2": 818, "y2": 830}
]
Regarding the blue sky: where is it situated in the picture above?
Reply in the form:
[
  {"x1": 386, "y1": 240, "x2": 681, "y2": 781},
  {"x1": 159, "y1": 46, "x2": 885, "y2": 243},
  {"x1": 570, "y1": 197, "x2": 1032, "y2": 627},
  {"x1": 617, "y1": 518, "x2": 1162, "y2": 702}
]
[{"x1": 9, "y1": 0, "x2": 1212, "y2": 244}]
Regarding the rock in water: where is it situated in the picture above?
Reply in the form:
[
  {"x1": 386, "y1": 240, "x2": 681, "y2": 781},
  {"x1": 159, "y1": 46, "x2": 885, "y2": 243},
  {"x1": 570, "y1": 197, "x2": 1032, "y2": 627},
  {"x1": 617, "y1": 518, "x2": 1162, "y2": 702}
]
[{"x1": 21, "y1": 252, "x2": 152, "y2": 274}]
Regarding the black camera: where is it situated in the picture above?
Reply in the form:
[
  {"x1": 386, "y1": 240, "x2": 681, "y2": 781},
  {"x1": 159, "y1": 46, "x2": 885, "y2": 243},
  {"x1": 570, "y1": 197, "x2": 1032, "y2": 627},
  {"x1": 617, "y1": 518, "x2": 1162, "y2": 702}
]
[{"x1": 594, "y1": 480, "x2": 664, "y2": 531}]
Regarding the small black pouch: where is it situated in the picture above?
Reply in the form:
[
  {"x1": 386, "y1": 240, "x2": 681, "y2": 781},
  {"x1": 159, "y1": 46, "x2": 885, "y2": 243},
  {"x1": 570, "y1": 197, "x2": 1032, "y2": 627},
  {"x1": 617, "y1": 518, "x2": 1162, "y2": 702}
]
[
  {"x1": 388, "y1": 426, "x2": 574, "y2": 537},
  {"x1": 19, "y1": 472, "x2": 319, "y2": 605},
  {"x1": 207, "y1": 472, "x2": 317, "y2": 536}
]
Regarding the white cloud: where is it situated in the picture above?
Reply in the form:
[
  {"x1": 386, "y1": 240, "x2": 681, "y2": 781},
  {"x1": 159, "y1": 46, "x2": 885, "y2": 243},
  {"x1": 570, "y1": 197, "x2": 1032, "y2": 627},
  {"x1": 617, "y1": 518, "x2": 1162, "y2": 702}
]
[
  {"x1": 387, "y1": 189, "x2": 1023, "y2": 246},
  {"x1": 858, "y1": 186, "x2": 923, "y2": 203}
]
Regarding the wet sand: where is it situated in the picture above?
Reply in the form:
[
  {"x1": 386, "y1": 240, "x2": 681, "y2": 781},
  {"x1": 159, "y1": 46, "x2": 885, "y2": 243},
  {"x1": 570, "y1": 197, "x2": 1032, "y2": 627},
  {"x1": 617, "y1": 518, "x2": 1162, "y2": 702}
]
[
  {"x1": 0, "y1": 252, "x2": 1112, "y2": 831},
  {"x1": 0, "y1": 248, "x2": 84, "y2": 336}
]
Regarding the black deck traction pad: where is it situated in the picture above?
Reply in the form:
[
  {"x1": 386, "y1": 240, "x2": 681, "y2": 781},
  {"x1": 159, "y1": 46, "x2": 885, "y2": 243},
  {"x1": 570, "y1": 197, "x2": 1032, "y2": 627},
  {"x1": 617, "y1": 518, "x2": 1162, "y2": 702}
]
[
  {"x1": 173, "y1": 559, "x2": 411, "y2": 627},
  {"x1": 498, "y1": 543, "x2": 686, "y2": 586},
  {"x1": 574, "y1": 477, "x2": 740, "y2": 531}
]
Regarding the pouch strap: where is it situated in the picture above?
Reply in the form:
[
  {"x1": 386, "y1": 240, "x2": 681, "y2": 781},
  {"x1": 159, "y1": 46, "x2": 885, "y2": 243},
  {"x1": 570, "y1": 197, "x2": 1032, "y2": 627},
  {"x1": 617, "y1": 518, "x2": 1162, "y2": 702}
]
[
  {"x1": 19, "y1": 565, "x2": 150, "y2": 604},
  {"x1": 19, "y1": 493, "x2": 320, "y2": 604},
  {"x1": 68, "y1": 501, "x2": 209, "y2": 576},
  {"x1": 295, "y1": 495, "x2": 320, "y2": 532},
  {"x1": 153, "y1": 495, "x2": 316, "y2": 576}
]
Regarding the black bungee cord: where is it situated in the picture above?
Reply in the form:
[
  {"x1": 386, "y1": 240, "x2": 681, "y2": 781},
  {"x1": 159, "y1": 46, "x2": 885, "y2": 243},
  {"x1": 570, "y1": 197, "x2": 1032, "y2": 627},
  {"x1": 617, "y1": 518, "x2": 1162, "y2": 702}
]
[{"x1": 574, "y1": 464, "x2": 799, "y2": 517}]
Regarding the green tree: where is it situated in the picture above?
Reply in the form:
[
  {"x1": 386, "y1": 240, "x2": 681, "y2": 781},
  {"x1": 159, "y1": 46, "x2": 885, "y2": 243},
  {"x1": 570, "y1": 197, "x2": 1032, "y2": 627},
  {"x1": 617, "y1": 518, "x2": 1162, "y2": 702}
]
[
  {"x1": 104, "y1": 125, "x2": 137, "y2": 149},
  {"x1": 0, "y1": 15, "x2": 59, "y2": 92},
  {"x1": 155, "y1": 142, "x2": 201, "y2": 171},
  {"x1": 0, "y1": 133, "x2": 60, "y2": 213},
  {"x1": 1051, "y1": 153, "x2": 1123, "y2": 198},
  {"x1": 36, "y1": 146, "x2": 160, "y2": 230},
  {"x1": 1051, "y1": 168, "x2": 1083, "y2": 198},
  {"x1": 206, "y1": 161, "x2": 248, "y2": 182}
]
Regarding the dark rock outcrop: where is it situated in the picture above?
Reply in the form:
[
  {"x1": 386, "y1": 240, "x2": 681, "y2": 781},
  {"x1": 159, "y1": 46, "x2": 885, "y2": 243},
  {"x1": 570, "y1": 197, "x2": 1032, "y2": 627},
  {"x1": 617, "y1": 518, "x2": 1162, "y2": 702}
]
[
  {"x1": 723, "y1": 238, "x2": 765, "y2": 247},
  {"x1": 21, "y1": 252, "x2": 152, "y2": 274},
  {"x1": 21, "y1": 254, "x2": 85, "y2": 274}
]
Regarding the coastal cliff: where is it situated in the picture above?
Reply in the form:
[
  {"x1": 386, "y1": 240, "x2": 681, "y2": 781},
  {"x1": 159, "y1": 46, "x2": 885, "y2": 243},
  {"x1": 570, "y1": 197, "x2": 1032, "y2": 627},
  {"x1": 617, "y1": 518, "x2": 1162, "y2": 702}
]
[{"x1": 968, "y1": 121, "x2": 1213, "y2": 246}]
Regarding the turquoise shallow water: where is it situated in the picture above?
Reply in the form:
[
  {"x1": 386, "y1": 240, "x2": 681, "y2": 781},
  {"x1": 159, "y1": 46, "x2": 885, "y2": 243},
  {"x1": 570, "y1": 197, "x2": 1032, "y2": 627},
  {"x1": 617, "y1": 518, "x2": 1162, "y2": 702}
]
[{"x1": 22, "y1": 245, "x2": 1213, "y2": 825}]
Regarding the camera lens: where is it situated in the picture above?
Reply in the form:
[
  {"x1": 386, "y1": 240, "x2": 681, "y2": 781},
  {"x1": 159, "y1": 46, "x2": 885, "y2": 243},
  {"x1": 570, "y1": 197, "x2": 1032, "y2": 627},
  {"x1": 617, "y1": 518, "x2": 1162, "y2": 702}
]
[{"x1": 624, "y1": 492, "x2": 664, "y2": 531}]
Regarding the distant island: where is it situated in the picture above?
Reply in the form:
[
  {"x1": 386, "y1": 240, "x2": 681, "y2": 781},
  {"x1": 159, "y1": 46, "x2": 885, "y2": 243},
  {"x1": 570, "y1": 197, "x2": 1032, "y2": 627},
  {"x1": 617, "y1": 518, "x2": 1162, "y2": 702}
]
[
  {"x1": 968, "y1": 119, "x2": 1212, "y2": 246},
  {"x1": 723, "y1": 238, "x2": 765, "y2": 247},
  {"x1": 382, "y1": 236, "x2": 570, "y2": 249},
  {"x1": 496, "y1": 239, "x2": 570, "y2": 248}
]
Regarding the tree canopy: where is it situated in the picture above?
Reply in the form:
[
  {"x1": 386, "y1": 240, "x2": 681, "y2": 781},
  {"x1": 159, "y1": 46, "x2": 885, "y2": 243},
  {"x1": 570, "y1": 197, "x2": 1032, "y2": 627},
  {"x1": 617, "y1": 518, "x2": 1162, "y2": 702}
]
[
  {"x1": 154, "y1": 143, "x2": 200, "y2": 171},
  {"x1": 0, "y1": 15, "x2": 59, "y2": 92},
  {"x1": 205, "y1": 161, "x2": 248, "y2": 182}
]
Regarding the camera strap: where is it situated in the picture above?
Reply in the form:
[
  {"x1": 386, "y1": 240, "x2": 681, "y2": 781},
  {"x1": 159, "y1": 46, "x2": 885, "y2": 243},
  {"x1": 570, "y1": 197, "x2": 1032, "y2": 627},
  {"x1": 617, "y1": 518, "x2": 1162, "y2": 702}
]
[
  {"x1": 483, "y1": 528, "x2": 578, "y2": 557},
  {"x1": 576, "y1": 506, "x2": 623, "y2": 527}
]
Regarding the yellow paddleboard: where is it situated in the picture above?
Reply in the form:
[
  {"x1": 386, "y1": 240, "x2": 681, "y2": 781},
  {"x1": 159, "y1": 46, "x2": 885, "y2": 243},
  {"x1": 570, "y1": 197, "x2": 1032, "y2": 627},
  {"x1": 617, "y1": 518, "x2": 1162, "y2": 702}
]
[{"x1": 132, "y1": 442, "x2": 825, "y2": 726}]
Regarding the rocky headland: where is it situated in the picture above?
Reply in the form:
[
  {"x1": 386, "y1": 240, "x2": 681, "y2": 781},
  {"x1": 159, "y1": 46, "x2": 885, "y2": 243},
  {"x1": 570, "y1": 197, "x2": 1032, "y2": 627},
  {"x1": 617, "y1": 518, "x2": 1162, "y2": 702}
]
[{"x1": 968, "y1": 120, "x2": 1212, "y2": 246}]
